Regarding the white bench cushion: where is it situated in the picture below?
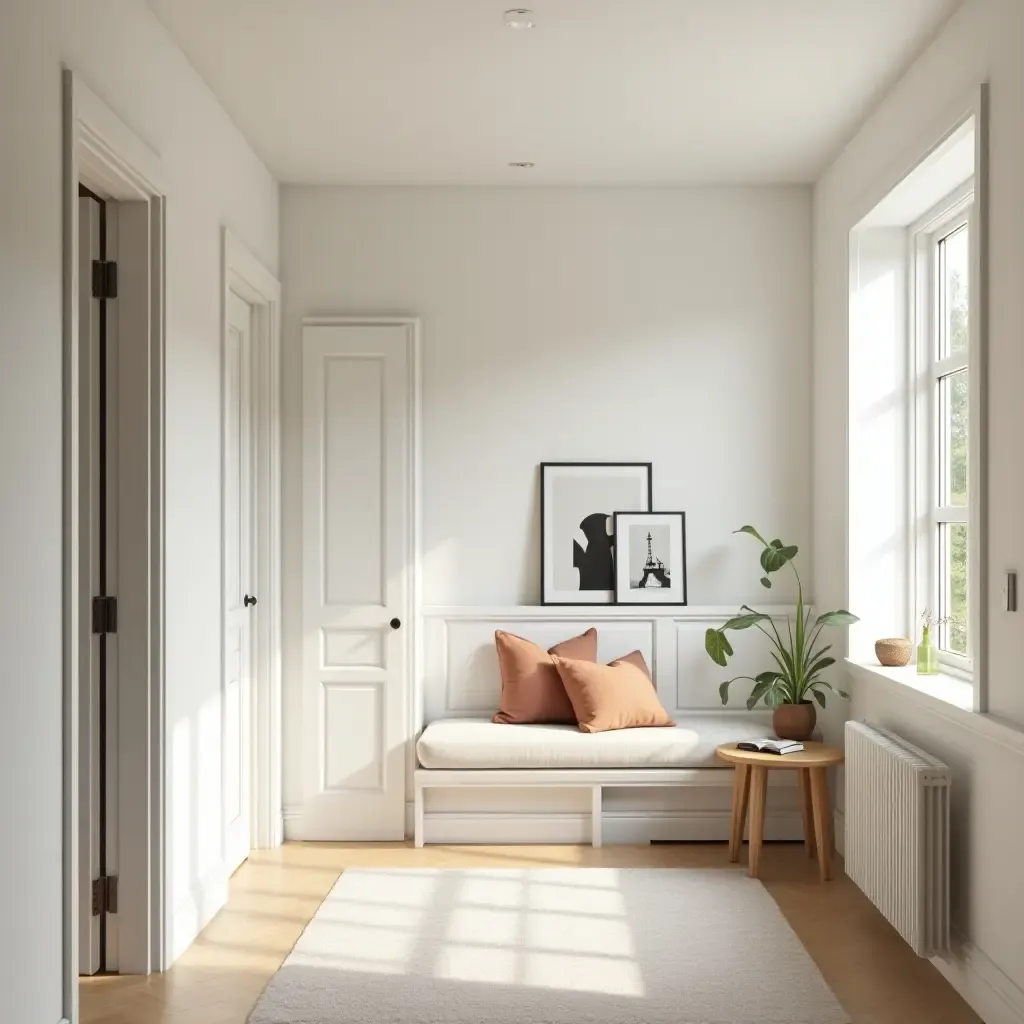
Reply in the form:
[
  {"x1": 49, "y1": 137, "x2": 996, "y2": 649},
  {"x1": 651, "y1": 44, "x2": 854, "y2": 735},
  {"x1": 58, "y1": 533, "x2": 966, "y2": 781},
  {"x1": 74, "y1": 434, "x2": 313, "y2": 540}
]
[{"x1": 416, "y1": 715, "x2": 774, "y2": 770}]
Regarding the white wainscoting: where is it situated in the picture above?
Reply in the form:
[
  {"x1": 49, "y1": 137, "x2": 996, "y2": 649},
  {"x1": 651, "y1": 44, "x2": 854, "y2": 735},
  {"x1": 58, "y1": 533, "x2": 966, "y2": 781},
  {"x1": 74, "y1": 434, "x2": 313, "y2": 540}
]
[
  {"x1": 413, "y1": 606, "x2": 803, "y2": 845},
  {"x1": 421, "y1": 605, "x2": 799, "y2": 723}
]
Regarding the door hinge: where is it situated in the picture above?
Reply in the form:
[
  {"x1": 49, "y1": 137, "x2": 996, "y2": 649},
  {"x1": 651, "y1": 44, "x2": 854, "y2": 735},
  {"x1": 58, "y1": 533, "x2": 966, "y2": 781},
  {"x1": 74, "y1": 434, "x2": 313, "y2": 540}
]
[
  {"x1": 91, "y1": 596, "x2": 118, "y2": 635},
  {"x1": 91, "y1": 876, "x2": 118, "y2": 916},
  {"x1": 91, "y1": 259, "x2": 118, "y2": 300}
]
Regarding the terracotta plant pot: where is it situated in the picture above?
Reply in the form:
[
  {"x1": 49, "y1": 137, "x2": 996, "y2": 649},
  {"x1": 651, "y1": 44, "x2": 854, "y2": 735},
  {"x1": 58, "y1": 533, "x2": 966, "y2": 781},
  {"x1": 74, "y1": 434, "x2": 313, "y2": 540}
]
[{"x1": 773, "y1": 701, "x2": 816, "y2": 742}]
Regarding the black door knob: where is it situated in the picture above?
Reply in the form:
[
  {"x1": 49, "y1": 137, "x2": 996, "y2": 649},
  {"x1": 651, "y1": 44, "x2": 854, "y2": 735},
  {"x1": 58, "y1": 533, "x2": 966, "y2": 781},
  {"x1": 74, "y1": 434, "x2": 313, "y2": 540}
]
[
  {"x1": 244, "y1": 594, "x2": 257, "y2": 608},
  {"x1": 390, "y1": 617, "x2": 401, "y2": 630}
]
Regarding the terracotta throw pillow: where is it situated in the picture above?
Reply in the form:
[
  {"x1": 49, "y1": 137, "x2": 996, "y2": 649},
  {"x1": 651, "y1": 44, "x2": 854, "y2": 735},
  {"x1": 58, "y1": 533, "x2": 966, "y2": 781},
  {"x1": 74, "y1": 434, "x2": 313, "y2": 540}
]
[
  {"x1": 551, "y1": 654, "x2": 674, "y2": 733},
  {"x1": 492, "y1": 628, "x2": 598, "y2": 724},
  {"x1": 611, "y1": 649, "x2": 652, "y2": 680}
]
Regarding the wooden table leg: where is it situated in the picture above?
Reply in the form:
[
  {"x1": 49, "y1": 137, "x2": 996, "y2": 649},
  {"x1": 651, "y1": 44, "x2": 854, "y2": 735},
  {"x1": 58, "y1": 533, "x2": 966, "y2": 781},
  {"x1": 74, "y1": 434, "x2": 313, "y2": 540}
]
[
  {"x1": 729, "y1": 763, "x2": 751, "y2": 862},
  {"x1": 809, "y1": 767, "x2": 833, "y2": 881},
  {"x1": 798, "y1": 768, "x2": 817, "y2": 859},
  {"x1": 747, "y1": 766, "x2": 768, "y2": 878}
]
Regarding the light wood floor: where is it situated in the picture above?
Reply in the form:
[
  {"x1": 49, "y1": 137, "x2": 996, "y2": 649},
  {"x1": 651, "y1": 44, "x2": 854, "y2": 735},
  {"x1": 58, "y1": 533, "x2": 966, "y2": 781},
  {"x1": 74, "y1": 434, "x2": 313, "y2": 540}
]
[{"x1": 80, "y1": 842, "x2": 981, "y2": 1024}]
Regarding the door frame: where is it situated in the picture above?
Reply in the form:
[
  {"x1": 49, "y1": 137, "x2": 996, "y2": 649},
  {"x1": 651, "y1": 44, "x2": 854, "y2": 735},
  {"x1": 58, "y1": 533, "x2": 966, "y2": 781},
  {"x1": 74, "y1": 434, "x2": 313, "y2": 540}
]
[
  {"x1": 299, "y1": 317, "x2": 422, "y2": 837},
  {"x1": 62, "y1": 67, "x2": 167, "y2": 1013},
  {"x1": 223, "y1": 232, "x2": 283, "y2": 850}
]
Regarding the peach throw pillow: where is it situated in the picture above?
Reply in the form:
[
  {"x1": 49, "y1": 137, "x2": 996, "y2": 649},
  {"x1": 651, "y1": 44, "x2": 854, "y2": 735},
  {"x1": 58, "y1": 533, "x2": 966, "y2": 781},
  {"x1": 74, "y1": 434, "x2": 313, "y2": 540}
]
[
  {"x1": 492, "y1": 628, "x2": 598, "y2": 725},
  {"x1": 611, "y1": 649, "x2": 653, "y2": 680},
  {"x1": 551, "y1": 655, "x2": 674, "y2": 733}
]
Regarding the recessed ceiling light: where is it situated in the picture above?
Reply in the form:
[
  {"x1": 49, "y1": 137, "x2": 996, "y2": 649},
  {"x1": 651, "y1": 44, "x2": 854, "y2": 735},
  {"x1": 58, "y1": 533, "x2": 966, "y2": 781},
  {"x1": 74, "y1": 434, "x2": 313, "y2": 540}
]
[
  {"x1": 508, "y1": 161, "x2": 535, "y2": 168},
  {"x1": 504, "y1": 9, "x2": 536, "y2": 30}
]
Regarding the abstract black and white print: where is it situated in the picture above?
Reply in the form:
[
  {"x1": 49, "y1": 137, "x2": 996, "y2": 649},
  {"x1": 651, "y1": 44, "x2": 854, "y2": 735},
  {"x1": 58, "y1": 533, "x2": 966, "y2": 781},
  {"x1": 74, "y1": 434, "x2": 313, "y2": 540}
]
[{"x1": 540, "y1": 463, "x2": 652, "y2": 605}]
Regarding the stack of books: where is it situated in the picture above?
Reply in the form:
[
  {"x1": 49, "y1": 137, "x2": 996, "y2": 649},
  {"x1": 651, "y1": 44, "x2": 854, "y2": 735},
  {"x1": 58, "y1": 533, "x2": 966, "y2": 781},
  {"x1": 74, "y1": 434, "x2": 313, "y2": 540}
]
[{"x1": 736, "y1": 738, "x2": 805, "y2": 755}]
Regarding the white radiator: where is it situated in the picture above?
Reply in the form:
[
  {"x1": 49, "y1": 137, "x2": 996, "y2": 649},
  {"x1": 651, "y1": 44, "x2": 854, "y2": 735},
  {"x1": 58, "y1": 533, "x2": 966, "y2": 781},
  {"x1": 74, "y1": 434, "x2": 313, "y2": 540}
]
[{"x1": 844, "y1": 721, "x2": 951, "y2": 957}]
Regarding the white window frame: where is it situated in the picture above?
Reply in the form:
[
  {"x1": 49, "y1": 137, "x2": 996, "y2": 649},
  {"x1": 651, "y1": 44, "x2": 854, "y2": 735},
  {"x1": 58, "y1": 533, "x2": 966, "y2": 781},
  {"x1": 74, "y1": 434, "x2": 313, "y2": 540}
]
[{"x1": 909, "y1": 179, "x2": 976, "y2": 677}]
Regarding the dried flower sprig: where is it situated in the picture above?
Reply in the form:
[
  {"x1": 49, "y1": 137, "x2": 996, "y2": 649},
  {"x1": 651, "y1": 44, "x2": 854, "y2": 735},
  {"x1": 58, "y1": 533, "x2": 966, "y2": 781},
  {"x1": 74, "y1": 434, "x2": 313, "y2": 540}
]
[{"x1": 920, "y1": 607, "x2": 951, "y2": 629}]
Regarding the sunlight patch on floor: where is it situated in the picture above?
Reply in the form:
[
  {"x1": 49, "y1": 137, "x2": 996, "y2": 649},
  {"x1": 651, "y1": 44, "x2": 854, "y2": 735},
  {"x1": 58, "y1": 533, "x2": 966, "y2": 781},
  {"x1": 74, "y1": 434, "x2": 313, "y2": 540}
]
[{"x1": 287, "y1": 867, "x2": 647, "y2": 997}]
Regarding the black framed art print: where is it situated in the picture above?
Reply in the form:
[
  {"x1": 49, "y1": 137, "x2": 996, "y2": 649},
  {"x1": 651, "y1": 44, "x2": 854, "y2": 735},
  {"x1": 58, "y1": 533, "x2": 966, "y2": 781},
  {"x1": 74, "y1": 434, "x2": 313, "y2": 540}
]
[
  {"x1": 540, "y1": 462, "x2": 652, "y2": 605},
  {"x1": 613, "y1": 511, "x2": 687, "y2": 606}
]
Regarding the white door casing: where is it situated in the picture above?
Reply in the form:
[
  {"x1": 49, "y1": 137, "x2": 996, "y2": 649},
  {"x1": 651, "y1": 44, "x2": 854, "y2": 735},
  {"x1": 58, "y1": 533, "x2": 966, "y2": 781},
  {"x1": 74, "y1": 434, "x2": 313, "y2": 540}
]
[
  {"x1": 298, "y1": 321, "x2": 415, "y2": 840},
  {"x1": 223, "y1": 290, "x2": 255, "y2": 873},
  {"x1": 64, "y1": 72, "x2": 168, "y2": 1002}
]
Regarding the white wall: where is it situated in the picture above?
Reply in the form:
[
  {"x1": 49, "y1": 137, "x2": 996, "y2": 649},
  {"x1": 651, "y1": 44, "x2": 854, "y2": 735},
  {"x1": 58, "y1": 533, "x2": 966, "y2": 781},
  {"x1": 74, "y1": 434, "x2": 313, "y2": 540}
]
[
  {"x1": 281, "y1": 185, "x2": 813, "y2": 809},
  {"x1": 848, "y1": 227, "x2": 910, "y2": 659},
  {"x1": 813, "y1": 0, "x2": 1024, "y2": 1011},
  {"x1": 0, "y1": 0, "x2": 278, "y2": 1016}
]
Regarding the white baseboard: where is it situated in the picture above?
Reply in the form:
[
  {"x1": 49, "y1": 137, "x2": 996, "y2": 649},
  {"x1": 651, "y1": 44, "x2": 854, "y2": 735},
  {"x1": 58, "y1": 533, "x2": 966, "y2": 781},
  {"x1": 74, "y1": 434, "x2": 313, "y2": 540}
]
[
  {"x1": 267, "y1": 812, "x2": 285, "y2": 849},
  {"x1": 406, "y1": 809, "x2": 804, "y2": 846},
  {"x1": 168, "y1": 865, "x2": 229, "y2": 965},
  {"x1": 251, "y1": 812, "x2": 285, "y2": 849},
  {"x1": 284, "y1": 805, "x2": 407, "y2": 842},
  {"x1": 932, "y1": 935, "x2": 1024, "y2": 1024}
]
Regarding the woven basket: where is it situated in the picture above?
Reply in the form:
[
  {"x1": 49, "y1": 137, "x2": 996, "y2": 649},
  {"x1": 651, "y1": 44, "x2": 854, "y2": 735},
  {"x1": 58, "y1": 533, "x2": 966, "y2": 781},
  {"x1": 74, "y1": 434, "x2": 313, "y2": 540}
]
[{"x1": 874, "y1": 637, "x2": 912, "y2": 667}]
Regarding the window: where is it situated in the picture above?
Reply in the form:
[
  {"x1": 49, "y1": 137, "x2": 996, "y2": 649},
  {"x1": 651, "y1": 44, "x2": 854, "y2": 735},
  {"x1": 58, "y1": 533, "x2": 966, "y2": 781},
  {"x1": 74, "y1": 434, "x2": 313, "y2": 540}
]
[
  {"x1": 912, "y1": 185, "x2": 975, "y2": 673},
  {"x1": 847, "y1": 109, "x2": 983, "y2": 709}
]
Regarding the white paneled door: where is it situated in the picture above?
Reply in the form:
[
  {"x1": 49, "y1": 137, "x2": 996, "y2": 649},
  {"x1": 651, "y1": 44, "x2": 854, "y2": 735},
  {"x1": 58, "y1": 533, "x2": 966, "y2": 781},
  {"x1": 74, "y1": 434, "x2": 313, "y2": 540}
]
[
  {"x1": 300, "y1": 322, "x2": 413, "y2": 840},
  {"x1": 224, "y1": 290, "x2": 255, "y2": 873}
]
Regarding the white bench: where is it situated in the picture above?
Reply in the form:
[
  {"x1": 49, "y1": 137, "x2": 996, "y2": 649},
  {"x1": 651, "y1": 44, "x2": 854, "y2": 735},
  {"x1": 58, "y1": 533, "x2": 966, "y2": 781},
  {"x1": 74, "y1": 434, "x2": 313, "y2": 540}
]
[{"x1": 414, "y1": 715, "x2": 783, "y2": 847}]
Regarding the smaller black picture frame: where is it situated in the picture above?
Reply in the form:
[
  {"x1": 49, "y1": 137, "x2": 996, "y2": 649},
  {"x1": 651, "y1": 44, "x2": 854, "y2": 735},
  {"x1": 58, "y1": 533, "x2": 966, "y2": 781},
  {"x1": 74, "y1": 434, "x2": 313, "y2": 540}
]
[{"x1": 612, "y1": 511, "x2": 688, "y2": 606}]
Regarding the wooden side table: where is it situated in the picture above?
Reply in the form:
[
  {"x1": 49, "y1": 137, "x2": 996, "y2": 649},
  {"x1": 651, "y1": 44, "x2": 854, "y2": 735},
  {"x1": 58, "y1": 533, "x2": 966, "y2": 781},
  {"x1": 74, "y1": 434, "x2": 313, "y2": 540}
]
[{"x1": 715, "y1": 741, "x2": 844, "y2": 881}]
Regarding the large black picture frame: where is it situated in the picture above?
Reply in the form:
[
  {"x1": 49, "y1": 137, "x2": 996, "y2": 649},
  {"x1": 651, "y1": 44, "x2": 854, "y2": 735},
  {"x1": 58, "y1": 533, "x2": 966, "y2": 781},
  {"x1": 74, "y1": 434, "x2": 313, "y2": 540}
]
[{"x1": 539, "y1": 462, "x2": 653, "y2": 606}]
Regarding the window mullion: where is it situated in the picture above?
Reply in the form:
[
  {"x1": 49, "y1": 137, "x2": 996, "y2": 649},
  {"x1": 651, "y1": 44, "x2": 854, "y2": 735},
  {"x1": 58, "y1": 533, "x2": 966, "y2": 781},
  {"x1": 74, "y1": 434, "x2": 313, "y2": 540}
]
[
  {"x1": 934, "y1": 506, "x2": 968, "y2": 525},
  {"x1": 933, "y1": 353, "x2": 968, "y2": 378}
]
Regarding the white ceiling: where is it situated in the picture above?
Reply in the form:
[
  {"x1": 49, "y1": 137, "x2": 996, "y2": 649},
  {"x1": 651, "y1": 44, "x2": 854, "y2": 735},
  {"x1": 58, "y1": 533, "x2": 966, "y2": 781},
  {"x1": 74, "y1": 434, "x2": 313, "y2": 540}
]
[{"x1": 148, "y1": 0, "x2": 960, "y2": 185}]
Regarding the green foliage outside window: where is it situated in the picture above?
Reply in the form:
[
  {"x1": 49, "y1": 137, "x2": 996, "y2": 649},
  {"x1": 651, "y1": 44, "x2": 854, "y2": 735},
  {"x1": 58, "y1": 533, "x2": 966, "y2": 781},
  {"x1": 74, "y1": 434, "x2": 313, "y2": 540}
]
[{"x1": 945, "y1": 261, "x2": 968, "y2": 654}]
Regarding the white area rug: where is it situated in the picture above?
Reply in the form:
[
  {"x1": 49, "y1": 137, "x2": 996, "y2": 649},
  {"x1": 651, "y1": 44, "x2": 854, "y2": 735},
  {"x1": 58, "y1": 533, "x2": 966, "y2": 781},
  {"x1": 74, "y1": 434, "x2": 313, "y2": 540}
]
[{"x1": 249, "y1": 868, "x2": 848, "y2": 1024}]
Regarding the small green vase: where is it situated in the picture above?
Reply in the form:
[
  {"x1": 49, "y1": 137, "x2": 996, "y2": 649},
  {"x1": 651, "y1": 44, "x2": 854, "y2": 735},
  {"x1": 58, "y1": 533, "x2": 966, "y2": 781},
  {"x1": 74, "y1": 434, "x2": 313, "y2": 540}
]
[{"x1": 917, "y1": 625, "x2": 939, "y2": 675}]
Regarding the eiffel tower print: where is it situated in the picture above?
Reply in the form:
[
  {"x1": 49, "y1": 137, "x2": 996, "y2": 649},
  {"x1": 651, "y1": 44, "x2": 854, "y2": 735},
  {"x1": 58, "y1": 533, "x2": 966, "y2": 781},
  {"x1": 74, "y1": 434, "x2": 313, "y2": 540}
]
[{"x1": 637, "y1": 531, "x2": 671, "y2": 588}]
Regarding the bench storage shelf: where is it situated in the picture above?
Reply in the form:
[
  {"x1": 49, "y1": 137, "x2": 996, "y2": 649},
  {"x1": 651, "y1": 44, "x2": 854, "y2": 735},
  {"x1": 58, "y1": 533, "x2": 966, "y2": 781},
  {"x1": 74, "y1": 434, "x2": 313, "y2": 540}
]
[{"x1": 414, "y1": 766, "x2": 757, "y2": 847}]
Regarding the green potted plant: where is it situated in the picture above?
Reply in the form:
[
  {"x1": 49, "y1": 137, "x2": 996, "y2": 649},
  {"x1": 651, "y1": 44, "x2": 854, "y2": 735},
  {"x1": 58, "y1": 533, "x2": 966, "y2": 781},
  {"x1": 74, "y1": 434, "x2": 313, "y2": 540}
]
[{"x1": 704, "y1": 526, "x2": 858, "y2": 741}]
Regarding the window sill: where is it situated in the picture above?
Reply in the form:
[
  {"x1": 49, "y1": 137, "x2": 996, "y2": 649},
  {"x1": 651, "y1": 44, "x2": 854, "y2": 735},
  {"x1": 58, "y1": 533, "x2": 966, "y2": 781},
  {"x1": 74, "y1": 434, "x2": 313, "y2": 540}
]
[
  {"x1": 844, "y1": 658, "x2": 1024, "y2": 757},
  {"x1": 845, "y1": 659, "x2": 974, "y2": 712}
]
